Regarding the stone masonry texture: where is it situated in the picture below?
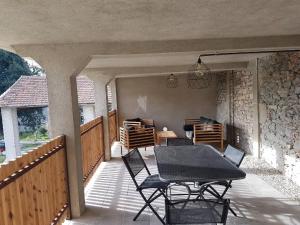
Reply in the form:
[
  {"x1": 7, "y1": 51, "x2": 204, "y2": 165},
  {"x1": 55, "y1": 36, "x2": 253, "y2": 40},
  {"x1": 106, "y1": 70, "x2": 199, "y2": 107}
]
[
  {"x1": 232, "y1": 70, "x2": 254, "y2": 153},
  {"x1": 258, "y1": 52, "x2": 300, "y2": 185},
  {"x1": 216, "y1": 70, "x2": 254, "y2": 153},
  {"x1": 216, "y1": 52, "x2": 300, "y2": 186}
]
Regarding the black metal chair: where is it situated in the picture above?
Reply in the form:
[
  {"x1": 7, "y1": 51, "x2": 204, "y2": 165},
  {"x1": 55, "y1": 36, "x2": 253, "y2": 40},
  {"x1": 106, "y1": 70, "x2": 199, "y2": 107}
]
[
  {"x1": 122, "y1": 148, "x2": 169, "y2": 224},
  {"x1": 166, "y1": 137, "x2": 194, "y2": 146},
  {"x1": 201, "y1": 145, "x2": 245, "y2": 216},
  {"x1": 165, "y1": 198, "x2": 230, "y2": 225}
]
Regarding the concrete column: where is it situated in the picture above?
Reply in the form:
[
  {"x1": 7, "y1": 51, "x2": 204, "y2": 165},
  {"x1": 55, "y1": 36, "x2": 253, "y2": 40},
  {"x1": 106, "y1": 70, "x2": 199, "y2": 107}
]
[
  {"x1": 1, "y1": 107, "x2": 21, "y2": 161},
  {"x1": 13, "y1": 45, "x2": 92, "y2": 217},
  {"x1": 250, "y1": 59, "x2": 260, "y2": 158},
  {"x1": 110, "y1": 79, "x2": 118, "y2": 111},
  {"x1": 47, "y1": 73, "x2": 86, "y2": 217},
  {"x1": 82, "y1": 105, "x2": 95, "y2": 124},
  {"x1": 88, "y1": 73, "x2": 114, "y2": 161}
]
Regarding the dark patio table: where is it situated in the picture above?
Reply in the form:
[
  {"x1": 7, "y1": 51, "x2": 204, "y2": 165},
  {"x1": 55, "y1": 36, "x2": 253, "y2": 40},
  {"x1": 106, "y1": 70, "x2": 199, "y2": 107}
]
[{"x1": 154, "y1": 144, "x2": 246, "y2": 183}]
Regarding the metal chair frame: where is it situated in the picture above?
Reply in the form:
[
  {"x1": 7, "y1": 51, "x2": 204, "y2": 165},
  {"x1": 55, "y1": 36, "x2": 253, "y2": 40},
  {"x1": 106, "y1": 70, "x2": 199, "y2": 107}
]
[
  {"x1": 165, "y1": 198, "x2": 230, "y2": 225},
  {"x1": 199, "y1": 145, "x2": 245, "y2": 216},
  {"x1": 122, "y1": 148, "x2": 168, "y2": 224}
]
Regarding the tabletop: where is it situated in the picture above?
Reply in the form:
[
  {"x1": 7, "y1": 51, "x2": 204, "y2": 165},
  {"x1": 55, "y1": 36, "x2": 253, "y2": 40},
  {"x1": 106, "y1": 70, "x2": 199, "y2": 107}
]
[
  {"x1": 156, "y1": 131, "x2": 177, "y2": 138},
  {"x1": 154, "y1": 145, "x2": 246, "y2": 183}
]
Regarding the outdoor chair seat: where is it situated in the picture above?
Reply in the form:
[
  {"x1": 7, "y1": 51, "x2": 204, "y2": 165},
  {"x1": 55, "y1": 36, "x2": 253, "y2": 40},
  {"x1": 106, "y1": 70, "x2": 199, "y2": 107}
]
[{"x1": 139, "y1": 174, "x2": 169, "y2": 190}]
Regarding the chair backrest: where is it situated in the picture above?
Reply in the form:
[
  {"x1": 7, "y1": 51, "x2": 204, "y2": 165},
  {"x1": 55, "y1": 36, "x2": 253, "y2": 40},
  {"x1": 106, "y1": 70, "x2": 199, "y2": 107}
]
[
  {"x1": 122, "y1": 149, "x2": 150, "y2": 181},
  {"x1": 123, "y1": 121, "x2": 142, "y2": 128},
  {"x1": 193, "y1": 123, "x2": 223, "y2": 149},
  {"x1": 142, "y1": 119, "x2": 155, "y2": 127},
  {"x1": 224, "y1": 145, "x2": 245, "y2": 167},
  {"x1": 185, "y1": 118, "x2": 202, "y2": 125},
  {"x1": 165, "y1": 198, "x2": 230, "y2": 224},
  {"x1": 125, "y1": 127, "x2": 155, "y2": 149},
  {"x1": 167, "y1": 138, "x2": 194, "y2": 146}
]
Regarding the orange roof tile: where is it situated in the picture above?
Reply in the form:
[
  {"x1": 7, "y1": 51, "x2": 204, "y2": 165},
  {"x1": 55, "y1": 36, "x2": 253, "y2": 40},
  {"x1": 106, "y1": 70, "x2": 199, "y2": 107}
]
[{"x1": 0, "y1": 75, "x2": 95, "y2": 107}]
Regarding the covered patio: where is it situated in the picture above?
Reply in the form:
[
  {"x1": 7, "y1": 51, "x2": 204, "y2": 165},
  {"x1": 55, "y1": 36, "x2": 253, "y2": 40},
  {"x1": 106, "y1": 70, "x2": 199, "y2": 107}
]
[
  {"x1": 66, "y1": 148, "x2": 300, "y2": 225},
  {"x1": 0, "y1": 1, "x2": 300, "y2": 225}
]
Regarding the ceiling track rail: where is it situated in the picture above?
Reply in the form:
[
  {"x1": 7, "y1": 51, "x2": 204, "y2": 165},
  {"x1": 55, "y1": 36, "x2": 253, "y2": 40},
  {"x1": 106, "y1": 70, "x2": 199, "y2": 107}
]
[{"x1": 199, "y1": 49, "x2": 300, "y2": 58}]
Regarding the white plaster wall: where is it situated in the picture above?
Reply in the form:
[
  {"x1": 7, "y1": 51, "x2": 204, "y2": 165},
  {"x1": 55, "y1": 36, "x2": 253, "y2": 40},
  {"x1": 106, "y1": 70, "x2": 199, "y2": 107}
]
[
  {"x1": 117, "y1": 74, "x2": 217, "y2": 136},
  {"x1": 1, "y1": 107, "x2": 21, "y2": 161}
]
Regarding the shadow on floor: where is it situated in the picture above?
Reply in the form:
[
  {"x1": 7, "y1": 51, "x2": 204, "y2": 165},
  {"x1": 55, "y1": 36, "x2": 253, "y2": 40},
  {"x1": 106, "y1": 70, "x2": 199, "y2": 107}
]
[{"x1": 66, "y1": 148, "x2": 300, "y2": 225}]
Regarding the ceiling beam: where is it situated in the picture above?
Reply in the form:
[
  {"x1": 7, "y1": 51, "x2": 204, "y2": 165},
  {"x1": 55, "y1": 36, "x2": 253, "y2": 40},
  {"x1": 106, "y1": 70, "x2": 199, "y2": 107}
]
[
  {"x1": 13, "y1": 35, "x2": 300, "y2": 59},
  {"x1": 82, "y1": 62, "x2": 248, "y2": 78}
]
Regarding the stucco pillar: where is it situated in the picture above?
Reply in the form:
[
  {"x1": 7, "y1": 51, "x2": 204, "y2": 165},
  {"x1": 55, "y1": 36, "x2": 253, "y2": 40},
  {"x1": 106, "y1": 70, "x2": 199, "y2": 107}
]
[
  {"x1": 13, "y1": 45, "x2": 92, "y2": 217},
  {"x1": 47, "y1": 74, "x2": 86, "y2": 217},
  {"x1": 88, "y1": 73, "x2": 114, "y2": 161},
  {"x1": 82, "y1": 104, "x2": 95, "y2": 124},
  {"x1": 1, "y1": 107, "x2": 21, "y2": 161}
]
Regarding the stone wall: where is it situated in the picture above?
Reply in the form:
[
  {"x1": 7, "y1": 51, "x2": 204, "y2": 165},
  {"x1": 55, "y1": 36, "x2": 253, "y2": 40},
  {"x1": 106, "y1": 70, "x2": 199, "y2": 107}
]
[
  {"x1": 215, "y1": 52, "x2": 300, "y2": 185},
  {"x1": 258, "y1": 52, "x2": 300, "y2": 185},
  {"x1": 216, "y1": 72, "x2": 228, "y2": 124},
  {"x1": 216, "y1": 70, "x2": 254, "y2": 152}
]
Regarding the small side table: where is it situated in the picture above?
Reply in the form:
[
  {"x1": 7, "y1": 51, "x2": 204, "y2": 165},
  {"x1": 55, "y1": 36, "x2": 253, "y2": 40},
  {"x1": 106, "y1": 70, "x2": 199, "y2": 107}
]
[{"x1": 156, "y1": 131, "x2": 177, "y2": 145}]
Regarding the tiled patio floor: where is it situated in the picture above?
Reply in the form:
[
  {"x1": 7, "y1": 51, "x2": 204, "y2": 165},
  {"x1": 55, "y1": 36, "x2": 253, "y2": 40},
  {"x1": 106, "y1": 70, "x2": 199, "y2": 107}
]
[{"x1": 66, "y1": 144, "x2": 300, "y2": 225}]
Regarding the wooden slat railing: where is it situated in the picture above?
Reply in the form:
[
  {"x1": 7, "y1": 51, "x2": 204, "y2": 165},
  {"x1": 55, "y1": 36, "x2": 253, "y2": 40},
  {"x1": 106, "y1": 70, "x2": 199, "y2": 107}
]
[
  {"x1": 108, "y1": 110, "x2": 118, "y2": 146},
  {"x1": 120, "y1": 127, "x2": 155, "y2": 150},
  {"x1": 194, "y1": 124, "x2": 224, "y2": 150},
  {"x1": 80, "y1": 116, "x2": 105, "y2": 185},
  {"x1": 0, "y1": 135, "x2": 70, "y2": 225}
]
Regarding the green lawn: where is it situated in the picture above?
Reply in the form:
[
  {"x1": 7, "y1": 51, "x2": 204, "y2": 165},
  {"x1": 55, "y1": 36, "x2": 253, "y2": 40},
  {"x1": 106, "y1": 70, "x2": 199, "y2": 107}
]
[
  {"x1": 21, "y1": 143, "x2": 42, "y2": 153},
  {"x1": 20, "y1": 131, "x2": 49, "y2": 142},
  {"x1": 0, "y1": 155, "x2": 5, "y2": 164},
  {"x1": 0, "y1": 143, "x2": 42, "y2": 164},
  {"x1": 0, "y1": 131, "x2": 49, "y2": 164}
]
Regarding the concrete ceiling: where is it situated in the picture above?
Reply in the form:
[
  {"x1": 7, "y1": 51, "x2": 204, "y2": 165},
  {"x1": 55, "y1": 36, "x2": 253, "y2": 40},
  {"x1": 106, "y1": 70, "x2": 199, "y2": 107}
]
[
  {"x1": 1, "y1": 0, "x2": 300, "y2": 46},
  {"x1": 1, "y1": 1, "x2": 300, "y2": 77}
]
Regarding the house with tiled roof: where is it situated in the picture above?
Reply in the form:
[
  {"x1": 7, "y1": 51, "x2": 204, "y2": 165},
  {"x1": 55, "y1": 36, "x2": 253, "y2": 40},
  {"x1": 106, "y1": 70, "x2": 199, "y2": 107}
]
[
  {"x1": 0, "y1": 75, "x2": 96, "y2": 160},
  {"x1": 0, "y1": 75, "x2": 95, "y2": 107}
]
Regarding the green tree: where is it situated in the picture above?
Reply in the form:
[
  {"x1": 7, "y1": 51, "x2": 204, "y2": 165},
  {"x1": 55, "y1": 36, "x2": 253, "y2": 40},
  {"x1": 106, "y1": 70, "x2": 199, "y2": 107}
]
[{"x1": 18, "y1": 108, "x2": 46, "y2": 140}]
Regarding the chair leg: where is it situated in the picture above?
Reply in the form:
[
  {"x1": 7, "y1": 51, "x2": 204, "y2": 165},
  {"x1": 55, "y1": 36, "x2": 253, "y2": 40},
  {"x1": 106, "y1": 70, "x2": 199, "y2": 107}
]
[
  {"x1": 159, "y1": 188, "x2": 168, "y2": 200},
  {"x1": 133, "y1": 204, "x2": 148, "y2": 221},
  {"x1": 229, "y1": 205, "x2": 237, "y2": 217},
  {"x1": 199, "y1": 188, "x2": 220, "y2": 199},
  {"x1": 134, "y1": 190, "x2": 165, "y2": 224},
  {"x1": 204, "y1": 185, "x2": 237, "y2": 217},
  {"x1": 220, "y1": 185, "x2": 231, "y2": 198},
  {"x1": 208, "y1": 185, "x2": 222, "y2": 198},
  {"x1": 148, "y1": 203, "x2": 166, "y2": 225}
]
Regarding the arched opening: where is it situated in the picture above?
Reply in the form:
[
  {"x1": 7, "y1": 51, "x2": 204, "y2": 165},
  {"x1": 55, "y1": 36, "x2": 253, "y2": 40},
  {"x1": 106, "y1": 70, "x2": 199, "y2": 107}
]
[{"x1": 0, "y1": 49, "x2": 48, "y2": 163}]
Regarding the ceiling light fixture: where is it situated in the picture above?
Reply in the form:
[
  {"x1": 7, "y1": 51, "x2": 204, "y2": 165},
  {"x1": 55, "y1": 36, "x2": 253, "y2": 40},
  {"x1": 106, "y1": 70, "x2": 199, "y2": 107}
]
[
  {"x1": 195, "y1": 56, "x2": 209, "y2": 77},
  {"x1": 166, "y1": 73, "x2": 178, "y2": 88}
]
